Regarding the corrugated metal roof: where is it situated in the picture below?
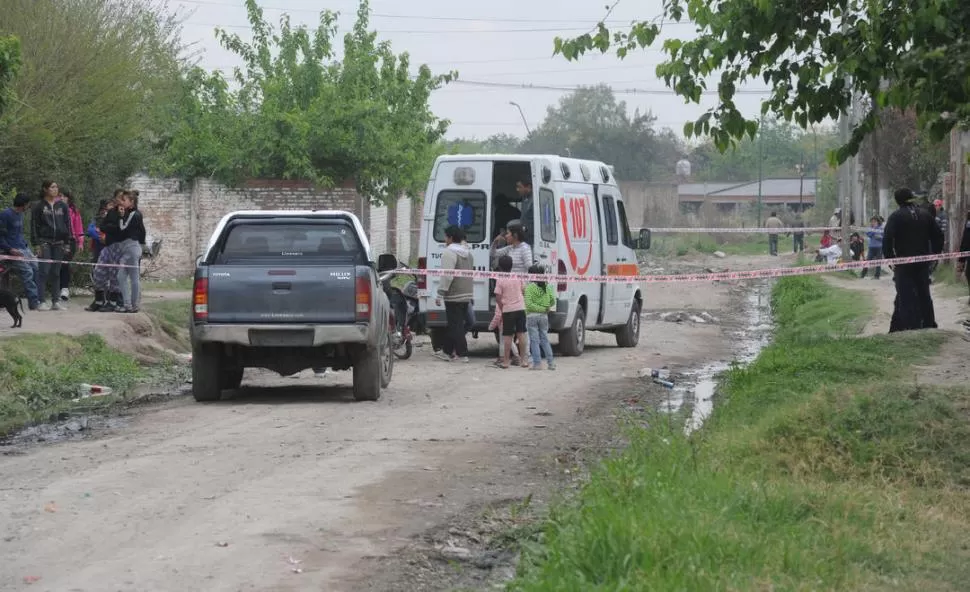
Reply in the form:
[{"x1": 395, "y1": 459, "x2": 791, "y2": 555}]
[
  {"x1": 703, "y1": 178, "x2": 818, "y2": 197},
  {"x1": 677, "y1": 182, "x2": 745, "y2": 195}
]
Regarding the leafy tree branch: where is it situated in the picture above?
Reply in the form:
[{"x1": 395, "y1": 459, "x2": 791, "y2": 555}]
[{"x1": 555, "y1": 0, "x2": 970, "y2": 163}]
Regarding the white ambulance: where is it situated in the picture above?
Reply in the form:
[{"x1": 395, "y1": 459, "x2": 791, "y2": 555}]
[{"x1": 415, "y1": 154, "x2": 651, "y2": 356}]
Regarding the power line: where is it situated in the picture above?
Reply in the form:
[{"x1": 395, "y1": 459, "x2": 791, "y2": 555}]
[
  {"x1": 206, "y1": 66, "x2": 770, "y2": 97},
  {"x1": 182, "y1": 21, "x2": 600, "y2": 34},
  {"x1": 441, "y1": 79, "x2": 772, "y2": 96},
  {"x1": 171, "y1": 0, "x2": 695, "y2": 26}
]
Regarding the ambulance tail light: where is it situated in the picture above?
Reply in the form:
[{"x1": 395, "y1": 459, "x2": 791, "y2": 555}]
[{"x1": 417, "y1": 257, "x2": 427, "y2": 289}]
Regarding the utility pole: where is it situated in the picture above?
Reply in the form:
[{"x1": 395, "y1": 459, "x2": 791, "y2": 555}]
[
  {"x1": 839, "y1": 17, "x2": 852, "y2": 244},
  {"x1": 757, "y1": 114, "x2": 764, "y2": 226},
  {"x1": 796, "y1": 162, "x2": 805, "y2": 212},
  {"x1": 509, "y1": 101, "x2": 531, "y2": 135}
]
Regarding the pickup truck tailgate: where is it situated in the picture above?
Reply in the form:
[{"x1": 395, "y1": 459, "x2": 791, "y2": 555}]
[{"x1": 206, "y1": 265, "x2": 357, "y2": 324}]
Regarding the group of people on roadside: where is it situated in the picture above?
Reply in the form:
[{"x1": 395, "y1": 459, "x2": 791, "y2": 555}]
[
  {"x1": 0, "y1": 183, "x2": 146, "y2": 313},
  {"x1": 0, "y1": 181, "x2": 84, "y2": 310},
  {"x1": 433, "y1": 178, "x2": 557, "y2": 370}
]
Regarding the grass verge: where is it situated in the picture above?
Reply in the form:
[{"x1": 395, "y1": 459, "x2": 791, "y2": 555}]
[
  {"x1": 0, "y1": 334, "x2": 146, "y2": 438},
  {"x1": 143, "y1": 298, "x2": 191, "y2": 350},
  {"x1": 647, "y1": 233, "x2": 771, "y2": 258},
  {"x1": 510, "y1": 275, "x2": 970, "y2": 591}
]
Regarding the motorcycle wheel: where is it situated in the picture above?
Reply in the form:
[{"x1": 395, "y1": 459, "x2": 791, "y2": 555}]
[{"x1": 393, "y1": 339, "x2": 413, "y2": 360}]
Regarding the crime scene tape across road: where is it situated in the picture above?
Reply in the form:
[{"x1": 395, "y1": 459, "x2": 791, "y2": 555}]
[
  {"x1": 637, "y1": 226, "x2": 871, "y2": 234},
  {"x1": 0, "y1": 254, "x2": 138, "y2": 269},
  {"x1": 3, "y1": 251, "x2": 967, "y2": 284},
  {"x1": 409, "y1": 251, "x2": 970, "y2": 284}
]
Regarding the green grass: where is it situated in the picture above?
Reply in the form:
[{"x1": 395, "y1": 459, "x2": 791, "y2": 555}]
[
  {"x1": 0, "y1": 334, "x2": 146, "y2": 437},
  {"x1": 510, "y1": 275, "x2": 970, "y2": 591},
  {"x1": 648, "y1": 233, "x2": 772, "y2": 258},
  {"x1": 143, "y1": 299, "x2": 191, "y2": 350}
]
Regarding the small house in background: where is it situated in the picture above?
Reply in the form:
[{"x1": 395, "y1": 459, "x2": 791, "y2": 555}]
[{"x1": 678, "y1": 177, "x2": 819, "y2": 214}]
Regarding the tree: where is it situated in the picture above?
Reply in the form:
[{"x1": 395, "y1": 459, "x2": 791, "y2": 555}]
[
  {"x1": 690, "y1": 122, "x2": 841, "y2": 182},
  {"x1": 859, "y1": 108, "x2": 949, "y2": 192},
  {"x1": 0, "y1": 0, "x2": 183, "y2": 208},
  {"x1": 443, "y1": 133, "x2": 522, "y2": 154},
  {"x1": 155, "y1": 0, "x2": 453, "y2": 203},
  {"x1": 554, "y1": 0, "x2": 970, "y2": 162},
  {"x1": 0, "y1": 34, "x2": 20, "y2": 117},
  {"x1": 518, "y1": 84, "x2": 674, "y2": 181}
]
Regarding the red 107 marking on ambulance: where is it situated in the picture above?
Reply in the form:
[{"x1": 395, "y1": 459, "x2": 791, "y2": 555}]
[{"x1": 559, "y1": 195, "x2": 594, "y2": 275}]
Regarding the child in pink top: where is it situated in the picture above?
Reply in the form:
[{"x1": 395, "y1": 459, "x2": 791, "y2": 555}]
[{"x1": 493, "y1": 255, "x2": 528, "y2": 369}]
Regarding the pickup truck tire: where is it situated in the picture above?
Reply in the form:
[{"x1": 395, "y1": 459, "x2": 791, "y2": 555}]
[
  {"x1": 615, "y1": 300, "x2": 641, "y2": 348},
  {"x1": 558, "y1": 306, "x2": 586, "y2": 357},
  {"x1": 353, "y1": 330, "x2": 392, "y2": 401},
  {"x1": 192, "y1": 344, "x2": 224, "y2": 402}
]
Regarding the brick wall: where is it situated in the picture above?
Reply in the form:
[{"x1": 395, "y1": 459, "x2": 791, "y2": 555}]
[{"x1": 130, "y1": 174, "x2": 420, "y2": 279}]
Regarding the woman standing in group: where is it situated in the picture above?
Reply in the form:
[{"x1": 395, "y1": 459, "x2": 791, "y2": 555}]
[
  {"x1": 117, "y1": 190, "x2": 145, "y2": 313},
  {"x1": 58, "y1": 189, "x2": 85, "y2": 303},
  {"x1": 86, "y1": 190, "x2": 126, "y2": 312}
]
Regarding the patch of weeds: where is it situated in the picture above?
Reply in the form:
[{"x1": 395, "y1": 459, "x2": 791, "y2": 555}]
[
  {"x1": 510, "y1": 275, "x2": 970, "y2": 590},
  {"x1": 144, "y1": 299, "x2": 190, "y2": 348},
  {"x1": 0, "y1": 334, "x2": 145, "y2": 437},
  {"x1": 771, "y1": 274, "x2": 873, "y2": 339}
]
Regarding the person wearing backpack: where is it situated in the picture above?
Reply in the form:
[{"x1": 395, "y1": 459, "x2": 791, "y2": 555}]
[{"x1": 524, "y1": 264, "x2": 557, "y2": 371}]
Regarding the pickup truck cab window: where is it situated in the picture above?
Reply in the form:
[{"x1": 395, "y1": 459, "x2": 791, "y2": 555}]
[{"x1": 214, "y1": 221, "x2": 365, "y2": 264}]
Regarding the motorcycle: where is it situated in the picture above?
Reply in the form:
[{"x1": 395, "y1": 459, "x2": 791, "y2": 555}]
[{"x1": 379, "y1": 264, "x2": 422, "y2": 360}]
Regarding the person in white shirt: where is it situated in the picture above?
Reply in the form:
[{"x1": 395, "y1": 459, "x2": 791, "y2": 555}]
[
  {"x1": 490, "y1": 225, "x2": 533, "y2": 273},
  {"x1": 817, "y1": 241, "x2": 843, "y2": 265}
]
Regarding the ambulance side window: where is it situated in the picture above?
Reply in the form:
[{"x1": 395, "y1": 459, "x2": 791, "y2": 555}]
[
  {"x1": 539, "y1": 188, "x2": 557, "y2": 242},
  {"x1": 602, "y1": 195, "x2": 619, "y2": 246},
  {"x1": 616, "y1": 199, "x2": 634, "y2": 248}
]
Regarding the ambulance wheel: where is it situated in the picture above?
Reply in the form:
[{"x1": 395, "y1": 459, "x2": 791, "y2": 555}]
[
  {"x1": 559, "y1": 306, "x2": 586, "y2": 357},
  {"x1": 615, "y1": 300, "x2": 641, "y2": 348}
]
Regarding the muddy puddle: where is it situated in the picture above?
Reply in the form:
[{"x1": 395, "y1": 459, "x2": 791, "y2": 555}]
[
  {"x1": 0, "y1": 382, "x2": 190, "y2": 450},
  {"x1": 661, "y1": 279, "x2": 774, "y2": 434}
]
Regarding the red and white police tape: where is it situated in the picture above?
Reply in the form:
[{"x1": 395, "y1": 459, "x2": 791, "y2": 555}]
[
  {"x1": 0, "y1": 253, "x2": 138, "y2": 269},
  {"x1": 636, "y1": 226, "x2": 871, "y2": 234},
  {"x1": 3, "y1": 251, "x2": 966, "y2": 284},
  {"x1": 406, "y1": 250, "x2": 970, "y2": 284}
]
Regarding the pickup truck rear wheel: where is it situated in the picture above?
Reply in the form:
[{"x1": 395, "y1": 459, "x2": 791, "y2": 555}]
[
  {"x1": 192, "y1": 344, "x2": 223, "y2": 402},
  {"x1": 352, "y1": 331, "x2": 391, "y2": 401},
  {"x1": 615, "y1": 300, "x2": 641, "y2": 348},
  {"x1": 558, "y1": 306, "x2": 586, "y2": 357}
]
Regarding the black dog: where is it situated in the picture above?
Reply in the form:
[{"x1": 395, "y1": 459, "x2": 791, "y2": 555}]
[{"x1": 0, "y1": 289, "x2": 24, "y2": 328}]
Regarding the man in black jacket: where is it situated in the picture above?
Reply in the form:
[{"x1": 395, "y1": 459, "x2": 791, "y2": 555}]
[
  {"x1": 31, "y1": 181, "x2": 72, "y2": 311},
  {"x1": 883, "y1": 187, "x2": 945, "y2": 332}
]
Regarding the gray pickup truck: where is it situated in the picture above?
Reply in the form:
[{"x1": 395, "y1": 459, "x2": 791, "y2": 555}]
[{"x1": 189, "y1": 210, "x2": 398, "y2": 402}]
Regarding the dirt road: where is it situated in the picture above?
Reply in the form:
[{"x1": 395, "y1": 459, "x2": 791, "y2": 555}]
[{"x1": 0, "y1": 258, "x2": 764, "y2": 592}]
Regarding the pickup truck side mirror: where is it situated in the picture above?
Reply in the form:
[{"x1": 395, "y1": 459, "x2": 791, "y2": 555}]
[
  {"x1": 377, "y1": 253, "x2": 398, "y2": 272},
  {"x1": 636, "y1": 228, "x2": 651, "y2": 250}
]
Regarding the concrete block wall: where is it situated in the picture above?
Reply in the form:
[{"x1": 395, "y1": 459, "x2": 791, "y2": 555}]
[{"x1": 130, "y1": 174, "x2": 419, "y2": 279}]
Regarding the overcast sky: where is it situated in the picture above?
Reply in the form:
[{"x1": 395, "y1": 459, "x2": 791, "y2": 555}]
[{"x1": 169, "y1": 0, "x2": 769, "y2": 141}]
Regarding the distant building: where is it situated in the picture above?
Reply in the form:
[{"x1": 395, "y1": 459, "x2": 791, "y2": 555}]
[{"x1": 678, "y1": 177, "x2": 818, "y2": 214}]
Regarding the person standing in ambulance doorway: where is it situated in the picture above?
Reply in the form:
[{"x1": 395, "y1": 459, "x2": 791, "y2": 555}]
[
  {"x1": 515, "y1": 178, "x2": 534, "y2": 246},
  {"x1": 883, "y1": 187, "x2": 945, "y2": 333}
]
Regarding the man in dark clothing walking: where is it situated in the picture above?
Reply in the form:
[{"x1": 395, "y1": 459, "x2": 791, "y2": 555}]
[
  {"x1": 0, "y1": 193, "x2": 40, "y2": 309},
  {"x1": 883, "y1": 187, "x2": 945, "y2": 333},
  {"x1": 790, "y1": 215, "x2": 806, "y2": 253},
  {"x1": 31, "y1": 181, "x2": 72, "y2": 310}
]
